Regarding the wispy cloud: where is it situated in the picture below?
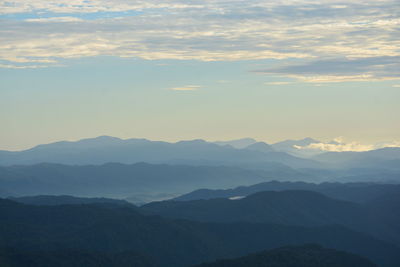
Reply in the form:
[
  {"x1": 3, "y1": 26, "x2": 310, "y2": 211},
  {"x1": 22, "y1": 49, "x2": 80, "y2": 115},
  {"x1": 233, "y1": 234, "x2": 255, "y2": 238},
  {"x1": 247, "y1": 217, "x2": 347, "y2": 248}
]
[
  {"x1": 265, "y1": 82, "x2": 292, "y2": 85},
  {"x1": 255, "y1": 57, "x2": 400, "y2": 83},
  {"x1": 0, "y1": 0, "x2": 399, "y2": 82},
  {"x1": 25, "y1": 17, "x2": 84, "y2": 23},
  {"x1": 170, "y1": 85, "x2": 201, "y2": 91}
]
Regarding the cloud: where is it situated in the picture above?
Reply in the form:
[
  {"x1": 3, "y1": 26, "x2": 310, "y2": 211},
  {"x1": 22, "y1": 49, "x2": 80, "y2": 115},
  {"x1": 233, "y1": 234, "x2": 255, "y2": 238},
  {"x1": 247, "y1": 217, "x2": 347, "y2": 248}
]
[
  {"x1": 294, "y1": 138, "x2": 400, "y2": 152},
  {"x1": 0, "y1": 63, "x2": 49, "y2": 69},
  {"x1": 25, "y1": 17, "x2": 84, "y2": 23},
  {"x1": 255, "y1": 56, "x2": 400, "y2": 83},
  {"x1": 265, "y1": 82, "x2": 292, "y2": 85},
  {"x1": 295, "y1": 142, "x2": 375, "y2": 152},
  {"x1": 170, "y1": 85, "x2": 201, "y2": 91},
  {"x1": 0, "y1": 0, "x2": 399, "y2": 80},
  {"x1": 393, "y1": 84, "x2": 400, "y2": 88}
]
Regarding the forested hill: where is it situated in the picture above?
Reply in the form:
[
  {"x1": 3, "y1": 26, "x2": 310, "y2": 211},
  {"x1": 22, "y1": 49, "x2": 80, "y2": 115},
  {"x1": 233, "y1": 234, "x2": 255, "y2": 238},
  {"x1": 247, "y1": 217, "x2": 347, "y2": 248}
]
[
  {"x1": 194, "y1": 244, "x2": 377, "y2": 267},
  {"x1": 1, "y1": 198, "x2": 399, "y2": 267}
]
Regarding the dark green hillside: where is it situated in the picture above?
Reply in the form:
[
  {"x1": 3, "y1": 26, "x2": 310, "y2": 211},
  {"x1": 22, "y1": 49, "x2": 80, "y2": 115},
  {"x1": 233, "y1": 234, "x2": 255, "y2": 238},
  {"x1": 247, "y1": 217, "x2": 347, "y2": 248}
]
[
  {"x1": 0, "y1": 248, "x2": 155, "y2": 267},
  {"x1": 144, "y1": 190, "x2": 400, "y2": 247},
  {"x1": 144, "y1": 190, "x2": 366, "y2": 227},
  {"x1": 1, "y1": 199, "x2": 399, "y2": 267},
  {"x1": 194, "y1": 244, "x2": 377, "y2": 267},
  {"x1": 9, "y1": 195, "x2": 132, "y2": 206}
]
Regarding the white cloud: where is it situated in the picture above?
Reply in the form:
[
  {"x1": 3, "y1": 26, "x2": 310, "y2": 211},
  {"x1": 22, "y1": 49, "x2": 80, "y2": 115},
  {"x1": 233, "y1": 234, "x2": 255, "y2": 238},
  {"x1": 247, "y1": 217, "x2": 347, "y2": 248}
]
[
  {"x1": 294, "y1": 138, "x2": 400, "y2": 152},
  {"x1": 170, "y1": 85, "x2": 201, "y2": 91}
]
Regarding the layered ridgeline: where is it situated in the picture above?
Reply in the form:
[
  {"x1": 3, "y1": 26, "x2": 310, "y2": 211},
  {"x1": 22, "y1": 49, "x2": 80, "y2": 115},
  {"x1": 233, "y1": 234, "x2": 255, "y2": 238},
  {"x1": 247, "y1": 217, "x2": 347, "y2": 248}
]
[
  {"x1": 143, "y1": 190, "x2": 400, "y2": 247},
  {"x1": 8, "y1": 195, "x2": 132, "y2": 206},
  {"x1": 1, "y1": 136, "x2": 400, "y2": 170},
  {"x1": 0, "y1": 136, "x2": 321, "y2": 169},
  {"x1": 0, "y1": 163, "x2": 309, "y2": 201},
  {"x1": 312, "y1": 147, "x2": 400, "y2": 169},
  {"x1": 2, "y1": 164, "x2": 399, "y2": 203},
  {"x1": 1, "y1": 198, "x2": 399, "y2": 267},
  {"x1": 174, "y1": 180, "x2": 400, "y2": 203},
  {"x1": 194, "y1": 244, "x2": 377, "y2": 267}
]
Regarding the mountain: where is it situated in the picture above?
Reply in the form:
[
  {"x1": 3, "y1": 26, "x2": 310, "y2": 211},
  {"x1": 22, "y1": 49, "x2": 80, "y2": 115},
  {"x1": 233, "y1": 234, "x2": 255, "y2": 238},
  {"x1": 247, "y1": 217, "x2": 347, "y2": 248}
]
[
  {"x1": 9, "y1": 195, "x2": 132, "y2": 206},
  {"x1": 214, "y1": 138, "x2": 257, "y2": 149},
  {"x1": 1, "y1": 199, "x2": 399, "y2": 267},
  {"x1": 144, "y1": 190, "x2": 365, "y2": 226},
  {"x1": 143, "y1": 190, "x2": 400, "y2": 246},
  {"x1": 366, "y1": 191, "x2": 400, "y2": 233},
  {"x1": 244, "y1": 142, "x2": 275, "y2": 153},
  {"x1": 0, "y1": 248, "x2": 155, "y2": 267},
  {"x1": 194, "y1": 244, "x2": 377, "y2": 267},
  {"x1": 173, "y1": 180, "x2": 400, "y2": 203},
  {"x1": 0, "y1": 162, "x2": 330, "y2": 203},
  {"x1": 313, "y1": 147, "x2": 400, "y2": 169},
  {"x1": 271, "y1": 138, "x2": 320, "y2": 157},
  {"x1": 0, "y1": 136, "x2": 321, "y2": 169},
  {"x1": 0, "y1": 163, "x2": 278, "y2": 201}
]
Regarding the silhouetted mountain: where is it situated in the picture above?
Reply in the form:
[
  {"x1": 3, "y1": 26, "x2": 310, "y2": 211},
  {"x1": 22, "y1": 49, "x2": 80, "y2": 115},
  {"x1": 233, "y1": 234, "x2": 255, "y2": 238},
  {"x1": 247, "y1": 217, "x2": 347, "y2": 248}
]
[
  {"x1": 0, "y1": 163, "x2": 316, "y2": 202},
  {"x1": 174, "y1": 180, "x2": 400, "y2": 203},
  {"x1": 0, "y1": 136, "x2": 321, "y2": 169},
  {"x1": 194, "y1": 244, "x2": 377, "y2": 267},
  {"x1": 9, "y1": 195, "x2": 131, "y2": 206},
  {"x1": 144, "y1": 190, "x2": 400, "y2": 246},
  {"x1": 1, "y1": 199, "x2": 399, "y2": 267},
  {"x1": 313, "y1": 147, "x2": 400, "y2": 169},
  {"x1": 244, "y1": 142, "x2": 275, "y2": 153},
  {"x1": 214, "y1": 138, "x2": 257, "y2": 149}
]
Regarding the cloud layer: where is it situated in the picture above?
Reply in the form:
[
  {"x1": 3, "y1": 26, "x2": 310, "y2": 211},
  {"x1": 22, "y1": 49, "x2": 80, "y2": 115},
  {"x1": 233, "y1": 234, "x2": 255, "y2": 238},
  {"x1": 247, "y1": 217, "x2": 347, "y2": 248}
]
[
  {"x1": 1, "y1": 0, "x2": 399, "y2": 81},
  {"x1": 295, "y1": 137, "x2": 400, "y2": 152}
]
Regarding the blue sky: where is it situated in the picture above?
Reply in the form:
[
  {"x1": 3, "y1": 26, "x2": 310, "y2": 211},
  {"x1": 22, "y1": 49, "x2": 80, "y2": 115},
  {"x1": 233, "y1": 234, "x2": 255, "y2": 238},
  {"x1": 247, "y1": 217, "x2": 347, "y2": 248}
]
[{"x1": 0, "y1": 0, "x2": 399, "y2": 150}]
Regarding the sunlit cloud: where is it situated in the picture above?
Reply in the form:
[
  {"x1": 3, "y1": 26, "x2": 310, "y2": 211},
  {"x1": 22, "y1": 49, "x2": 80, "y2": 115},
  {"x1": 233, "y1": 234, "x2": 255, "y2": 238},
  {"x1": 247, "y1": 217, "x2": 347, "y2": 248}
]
[
  {"x1": 0, "y1": 63, "x2": 49, "y2": 69},
  {"x1": 294, "y1": 137, "x2": 400, "y2": 152},
  {"x1": 170, "y1": 85, "x2": 201, "y2": 91}
]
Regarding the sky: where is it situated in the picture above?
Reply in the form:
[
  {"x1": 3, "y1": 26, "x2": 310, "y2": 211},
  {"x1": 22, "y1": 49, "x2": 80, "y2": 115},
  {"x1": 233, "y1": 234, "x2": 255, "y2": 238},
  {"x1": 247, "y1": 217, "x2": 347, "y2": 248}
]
[{"x1": 0, "y1": 0, "x2": 399, "y2": 151}]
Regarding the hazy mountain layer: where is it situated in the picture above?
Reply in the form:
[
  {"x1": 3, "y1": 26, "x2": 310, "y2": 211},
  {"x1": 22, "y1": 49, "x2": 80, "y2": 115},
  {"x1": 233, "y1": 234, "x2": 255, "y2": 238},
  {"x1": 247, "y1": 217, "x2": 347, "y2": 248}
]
[
  {"x1": 0, "y1": 163, "x2": 314, "y2": 202},
  {"x1": 174, "y1": 180, "x2": 400, "y2": 203}
]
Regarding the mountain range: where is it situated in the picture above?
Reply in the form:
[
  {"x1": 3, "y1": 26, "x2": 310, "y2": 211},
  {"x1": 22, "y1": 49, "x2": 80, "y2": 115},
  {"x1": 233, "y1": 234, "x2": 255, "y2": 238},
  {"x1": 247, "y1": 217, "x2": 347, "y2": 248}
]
[
  {"x1": 0, "y1": 136, "x2": 325, "y2": 169},
  {"x1": 1, "y1": 198, "x2": 399, "y2": 267},
  {"x1": 174, "y1": 180, "x2": 400, "y2": 203},
  {"x1": 1, "y1": 136, "x2": 399, "y2": 171},
  {"x1": 0, "y1": 162, "x2": 304, "y2": 201},
  {"x1": 194, "y1": 244, "x2": 377, "y2": 267},
  {"x1": 143, "y1": 190, "x2": 400, "y2": 247}
]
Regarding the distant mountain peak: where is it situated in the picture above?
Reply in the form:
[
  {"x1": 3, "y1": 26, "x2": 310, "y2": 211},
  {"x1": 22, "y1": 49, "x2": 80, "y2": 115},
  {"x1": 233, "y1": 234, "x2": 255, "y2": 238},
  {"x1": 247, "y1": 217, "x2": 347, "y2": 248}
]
[
  {"x1": 245, "y1": 142, "x2": 275, "y2": 153},
  {"x1": 214, "y1": 138, "x2": 257, "y2": 149}
]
